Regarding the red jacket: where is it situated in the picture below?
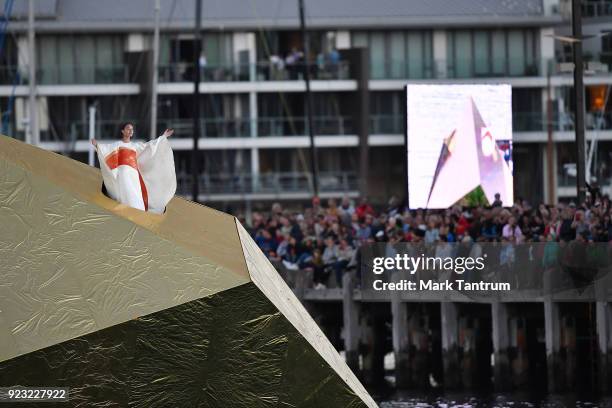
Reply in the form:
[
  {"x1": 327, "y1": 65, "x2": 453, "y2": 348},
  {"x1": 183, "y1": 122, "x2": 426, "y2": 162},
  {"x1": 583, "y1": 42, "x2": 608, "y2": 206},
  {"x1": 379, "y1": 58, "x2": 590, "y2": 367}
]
[{"x1": 356, "y1": 204, "x2": 375, "y2": 220}]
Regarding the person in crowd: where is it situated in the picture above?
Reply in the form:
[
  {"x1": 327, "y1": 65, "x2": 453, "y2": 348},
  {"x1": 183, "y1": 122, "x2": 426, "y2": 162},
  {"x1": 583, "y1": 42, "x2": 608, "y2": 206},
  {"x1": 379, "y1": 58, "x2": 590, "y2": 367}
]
[
  {"x1": 339, "y1": 196, "x2": 355, "y2": 218},
  {"x1": 481, "y1": 209, "x2": 498, "y2": 240},
  {"x1": 502, "y1": 216, "x2": 523, "y2": 243},
  {"x1": 558, "y1": 207, "x2": 577, "y2": 242},
  {"x1": 322, "y1": 235, "x2": 338, "y2": 262},
  {"x1": 356, "y1": 197, "x2": 375, "y2": 221},
  {"x1": 328, "y1": 48, "x2": 340, "y2": 77},
  {"x1": 492, "y1": 193, "x2": 503, "y2": 207},
  {"x1": 424, "y1": 218, "x2": 440, "y2": 244},
  {"x1": 256, "y1": 228, "x2": 278, "y2": 256},
  {"x1": 334, "y1": 238, "x2": 355, "y2": 287},
  {"x1": 316, "y1": 52, "x2": 326, "y2": 78}
]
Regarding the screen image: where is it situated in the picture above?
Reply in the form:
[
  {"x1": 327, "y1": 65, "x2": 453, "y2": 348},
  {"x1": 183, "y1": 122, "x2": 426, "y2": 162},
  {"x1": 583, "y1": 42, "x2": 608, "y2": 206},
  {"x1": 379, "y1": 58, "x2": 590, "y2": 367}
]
[{"x1": 406, "y1": 84, "x2": 513, "y2": 209}]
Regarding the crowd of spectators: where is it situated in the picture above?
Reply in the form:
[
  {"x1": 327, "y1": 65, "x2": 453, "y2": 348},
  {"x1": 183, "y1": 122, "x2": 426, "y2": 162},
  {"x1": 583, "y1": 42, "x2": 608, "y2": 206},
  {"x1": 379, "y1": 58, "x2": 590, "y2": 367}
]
[
  {"x1": 262, "y1": 47, "x2": 345, "y2": 80},
  {"x1": 243, "y1": 193, "x2": 612, "y2": 289}
]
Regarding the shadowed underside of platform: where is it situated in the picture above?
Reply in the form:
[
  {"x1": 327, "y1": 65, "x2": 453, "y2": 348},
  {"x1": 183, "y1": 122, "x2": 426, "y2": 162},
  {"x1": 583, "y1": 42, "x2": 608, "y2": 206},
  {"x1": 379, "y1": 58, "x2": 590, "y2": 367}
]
[{"x1": 0, "y1": 284, "x2": 366, "y2": 408}]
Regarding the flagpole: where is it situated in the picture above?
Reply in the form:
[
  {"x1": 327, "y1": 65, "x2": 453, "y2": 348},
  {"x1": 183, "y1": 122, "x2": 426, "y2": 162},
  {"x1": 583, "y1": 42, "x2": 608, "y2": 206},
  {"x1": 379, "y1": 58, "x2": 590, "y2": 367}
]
[
  {"x1": 150, "y1": 0, "x2": 161, "y2": 140},
  {"x1": 192, "y1": 0, "x2": 202, "y2": 202},
  {"x1": 27, "y1": 0, "x2": 38, "y2": 145}
]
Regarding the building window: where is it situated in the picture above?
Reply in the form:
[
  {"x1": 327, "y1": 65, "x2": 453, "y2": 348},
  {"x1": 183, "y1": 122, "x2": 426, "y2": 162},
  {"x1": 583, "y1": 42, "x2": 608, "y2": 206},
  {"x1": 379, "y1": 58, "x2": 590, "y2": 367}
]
[
  {"x1": 370, "y1": 91, "x2": 403, "y2": 134},
  {"x1": 351, "y1": 30, "x2": 433, "y2": 79},
  {"x1": 474, "y1": 31, "x2": 490, "y2": 76},
  {"x1": 492, "y1": 30, "x2": 507, "y2": 75},
  {"x1": 603, "y1": 30, "x2": 612, "y2": 69},
  {"x1": 447, "y1": 29, "x2": 538, "y2": 78},
  {"x1": 37, "y1": 35, "x2": 125, "y2": 84},
  {"x1": 508, "y1": 29, "x2": 526, "y2": 76}
]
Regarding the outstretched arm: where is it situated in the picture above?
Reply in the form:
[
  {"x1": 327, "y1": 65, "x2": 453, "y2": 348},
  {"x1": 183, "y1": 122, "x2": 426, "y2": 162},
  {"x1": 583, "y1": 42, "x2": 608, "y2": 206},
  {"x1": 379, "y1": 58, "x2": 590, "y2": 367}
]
[
  {"x1": 91, "y1": 138, "x2": 98, "y2": 147},
  {"x1": 137, "y1": 128, "x2": 173, "y2": 155}
]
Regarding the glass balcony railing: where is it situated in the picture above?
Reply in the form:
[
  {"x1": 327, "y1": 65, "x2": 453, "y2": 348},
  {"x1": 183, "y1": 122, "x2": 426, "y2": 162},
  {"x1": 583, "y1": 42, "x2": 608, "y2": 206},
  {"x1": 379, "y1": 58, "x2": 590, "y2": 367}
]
[
  {"x1": 369, "y1": 112, "x2": 607, "y2": 134},
  {"x1": 254, "y1": 61, "x2": 350, "y2": 81},
  {"x1": 444, "y1": 57, "x2": 543, "y2": 78},
  {"x1": 158, "y1": 63, "x2": 251, "y2": 82},
  {"x1": 38, "y1": 111, "x2": 612, "y2": 143},
  {"x1": 0, "y1": 64, "x2": 130, "y2": 85},
  {"x1": 175, "y1": 171, "x2": 358, "y2": 196},
  {"x1": 368, "y1": 58, "x2": 550, "y2": 79},
  {"x1": 372, "y1": 55, "x2": 611, "y2": 80},
  {"x1": 2, "y1": 47, "x2": 611, "y2": 88},
  {"x1": 556, "y1": 53, "x2": 612, "y2": 74},
  {"x1": 369, "y1": 114, "x2": 403, "y2": 134},
  {"x1": 4, "y1": 55, "x2": 609, "y2": 86},
  {"x1": 158, "y1": 116, "x2": 354, "y2": 138},
  {"x1": 259, "y1": 116, "x2": 353, "y2": 137},
  {"x1": 582, "y1": 0, "x2": 612, "y2": 17},
  {"x1": 370, "y1": 60, "x2": 435, "y2": 80},
  {"x1": 513, "y1": 112, "x2": 612, "y2": 132},
  {"x1": 558, "y1": 170, "x2": 577, "y2": 187},
  {"x1": 37, "y1": 65, "x2": 130, "y2": 85},
  {"x1": 0, "y1": 66, "x2": 25, "y2": 85},
  {"x1": 160, "y1": 58, "x2": 549, "y2": 82},
  {"x1": 158, "y1": 118, "x2": 251, "y2": 138},
  {"x1": 38, "y1": 119, "x2": 138, "y2": 142},
  {"x1": 39, "y1": 116, "x2": 355, "y2": 142},
  {"x1": 370, "y1": 112, "x2": 611, "y2": 134},
  {"x1": 158, "y1": 61, "x2": 350, "y2": 83}
]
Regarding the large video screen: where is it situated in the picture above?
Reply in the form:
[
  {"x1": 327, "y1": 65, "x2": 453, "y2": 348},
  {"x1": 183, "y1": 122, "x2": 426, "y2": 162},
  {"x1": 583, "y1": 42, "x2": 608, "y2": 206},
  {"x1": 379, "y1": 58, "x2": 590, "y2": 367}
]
[{"x1": 406, "y1": 84, "x2": 513, "y2": 209}]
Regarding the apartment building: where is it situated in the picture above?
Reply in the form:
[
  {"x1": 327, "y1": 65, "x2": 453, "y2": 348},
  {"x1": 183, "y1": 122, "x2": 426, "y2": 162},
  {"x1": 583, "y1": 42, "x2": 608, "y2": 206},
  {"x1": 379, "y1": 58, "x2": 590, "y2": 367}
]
[{"x1": 0, "y1": 0, "x2": 611, "y2": 211}]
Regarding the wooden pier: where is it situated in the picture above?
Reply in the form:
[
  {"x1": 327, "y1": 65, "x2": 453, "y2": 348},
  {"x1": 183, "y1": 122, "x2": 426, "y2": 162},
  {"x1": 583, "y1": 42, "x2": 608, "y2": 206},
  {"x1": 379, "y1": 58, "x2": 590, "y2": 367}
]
[{"x1": 282, "y1": 268, "x2": 612, "y2": 392}]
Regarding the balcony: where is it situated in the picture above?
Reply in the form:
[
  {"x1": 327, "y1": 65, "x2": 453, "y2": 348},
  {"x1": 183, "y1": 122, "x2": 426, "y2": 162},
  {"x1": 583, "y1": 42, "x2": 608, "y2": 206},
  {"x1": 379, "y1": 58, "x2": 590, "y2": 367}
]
[
  {"x1": 255, "y1": 61, "x2": 350, "y2": 81},
  {"x1": 158, "y1": 61, "x2": 350, "y2": 83},
  {"x1": 444, "y1": 58, "x2": 543, "y2": 79},
  {"x1": 158, "y1": 57, "x2": 547, "y2": 83},
  {"x1": 513, "y1": 111, "x2": 612, "y2": 132},
  {"x1": 0, "y1": 66, "x2": 25, "y2": 86},
  {"x1": 3, "y1": 56, "x2": 608, "y2": 90},
  {"x1": 373, "y1": 55, "x2": 612, "y2": 80},
  {"x1": 582, "y1": 0, "x2": 612, "y2": 17},
  {"x1": 175, "y1": 171, "x2": 358, "y2": 197},
  {"x1": 0, "y1": 65, "x2": 131, "y2": 86},
  {"x1": 35, "y1": 109, "x2": 612, "y2": 144},
  {"x1": 373, "y1": 112, "x2": 612, "y2": 134},
  {"x1": 39, "y1": 119, "x2": 133, "y2": 143},
  {"x1": 157, "y1": 116, "x2": 354, "y2": 138},
  {"x1": 38, "y1": 116, "x2": 356, "y2": 142},
  {"x1": 1, "y1": 49, "x2": 610, "y2": 91},
  {"x1": 156, "y1": 56, "x2": 612, "y2": 83},
  {"x1": 370, "y1": 114, "x2": 403, "y2": 134},
  {"x1": 37, "y1": 65, "x2": 130, "y2": 85}
]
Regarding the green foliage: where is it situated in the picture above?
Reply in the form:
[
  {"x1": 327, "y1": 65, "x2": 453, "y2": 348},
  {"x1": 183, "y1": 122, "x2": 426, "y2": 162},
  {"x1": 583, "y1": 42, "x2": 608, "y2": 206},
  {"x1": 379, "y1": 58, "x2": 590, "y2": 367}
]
[{"x1": 464, "y1": 185, "x2": 489, "y2": 207}]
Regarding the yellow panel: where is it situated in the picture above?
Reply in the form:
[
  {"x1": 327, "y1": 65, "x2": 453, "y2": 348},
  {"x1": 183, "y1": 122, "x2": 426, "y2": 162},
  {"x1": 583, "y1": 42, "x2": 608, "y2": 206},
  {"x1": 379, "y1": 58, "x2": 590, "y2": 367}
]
[
  {"x1": 236, "y1": 220, "x2": 378, "y2": 408},
  {"x1": 0, "y1": 135, "x2": 249, "y2": 280},
  {"x1": 0, "y1": 137, "x2": 250, "y2": 361}
]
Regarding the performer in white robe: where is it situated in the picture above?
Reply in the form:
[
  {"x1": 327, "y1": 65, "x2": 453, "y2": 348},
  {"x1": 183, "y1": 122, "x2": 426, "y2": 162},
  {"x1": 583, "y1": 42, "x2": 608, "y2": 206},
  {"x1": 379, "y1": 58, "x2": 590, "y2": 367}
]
[{"x1": 92, "y1": 123, "x2": 176, "y2": 214}]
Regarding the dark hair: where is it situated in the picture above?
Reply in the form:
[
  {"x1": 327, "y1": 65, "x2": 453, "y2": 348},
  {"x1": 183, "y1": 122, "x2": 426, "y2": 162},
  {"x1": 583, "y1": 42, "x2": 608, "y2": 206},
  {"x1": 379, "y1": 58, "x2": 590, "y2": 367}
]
[{"x1": 119, "y1": 122, "x2": 134, "y2": 138}]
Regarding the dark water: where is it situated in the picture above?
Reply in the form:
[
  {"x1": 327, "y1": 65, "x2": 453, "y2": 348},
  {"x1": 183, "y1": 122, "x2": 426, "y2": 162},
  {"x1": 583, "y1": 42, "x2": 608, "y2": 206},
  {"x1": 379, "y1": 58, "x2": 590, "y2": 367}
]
[{"x1": 375, "y1": 392, "x2": 612, "y2": 407}]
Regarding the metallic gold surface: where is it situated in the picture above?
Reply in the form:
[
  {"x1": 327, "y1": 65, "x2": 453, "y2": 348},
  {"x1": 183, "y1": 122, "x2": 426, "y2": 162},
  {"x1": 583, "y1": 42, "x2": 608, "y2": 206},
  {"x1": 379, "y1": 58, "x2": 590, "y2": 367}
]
[
  {"x1": 0, "y1": 136, "x2": 249, "y2": 361},
  {"x1": 0, "y1": 135, "x2": 249, "y2": 280},
  {"x1": 0, "y1": 135, "x2": 376, "y2": 407},
  {"x1": 237, "y1": 221, "x2": 378, "y2": 408},
  {"x1": 1, "y1": 284, "x2": 372, "y2": 407}
]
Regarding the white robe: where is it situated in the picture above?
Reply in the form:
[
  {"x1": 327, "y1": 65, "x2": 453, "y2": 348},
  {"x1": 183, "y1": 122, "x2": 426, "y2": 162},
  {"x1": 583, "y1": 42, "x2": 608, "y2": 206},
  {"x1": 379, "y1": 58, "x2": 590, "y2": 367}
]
[{"x1": 95, "y1": 136, "x2": 176, "y2": 214}]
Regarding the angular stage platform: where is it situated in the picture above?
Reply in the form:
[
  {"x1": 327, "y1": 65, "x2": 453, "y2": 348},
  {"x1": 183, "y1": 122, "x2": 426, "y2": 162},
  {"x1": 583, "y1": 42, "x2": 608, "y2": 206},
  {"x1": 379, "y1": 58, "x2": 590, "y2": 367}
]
[{"x1": 0, "y1": 135, "x2": 377, "y2": 407}]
